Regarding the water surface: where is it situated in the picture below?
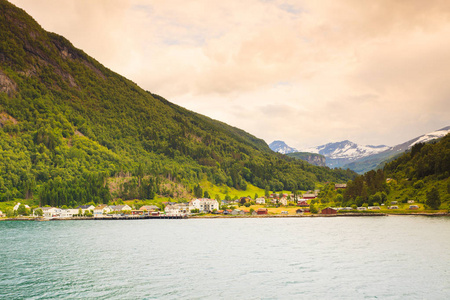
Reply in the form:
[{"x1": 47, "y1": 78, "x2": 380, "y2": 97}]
[{"x1": 1, "y1": 216, "x2": 449, "y2": 299}]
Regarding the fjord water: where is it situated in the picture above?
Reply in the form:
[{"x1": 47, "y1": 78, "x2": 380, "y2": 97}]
[{"x1": 1, "y1": 217, "x2": 449, "y2": 299}]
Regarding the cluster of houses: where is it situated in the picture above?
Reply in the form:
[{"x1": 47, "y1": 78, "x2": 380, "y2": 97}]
[
  {"x1": 32, "y1": 204, "x2": 162, "y2": 219},
  {"x1": 29, "y1": 199, "x2": 222, "y2": 219}
]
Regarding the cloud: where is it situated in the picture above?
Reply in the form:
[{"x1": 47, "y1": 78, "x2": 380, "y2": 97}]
[{"x1": 9, "y1": 0, "x2": 450, "y2": 148}]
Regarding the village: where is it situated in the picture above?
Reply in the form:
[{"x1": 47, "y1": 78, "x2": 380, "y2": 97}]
[{"x1": 0, "y1": 184, "x2": 425, "y2": 220}]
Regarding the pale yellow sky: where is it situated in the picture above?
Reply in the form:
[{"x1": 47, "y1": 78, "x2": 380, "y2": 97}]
[{"x1": 9, "y1": 0, "x2": 450, "y2": 148}]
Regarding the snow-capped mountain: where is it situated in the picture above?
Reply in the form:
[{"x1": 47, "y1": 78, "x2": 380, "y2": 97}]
[
  {"x1": 400, "y1": 126, "x2": 450, "y2": 149},
  {"x1": 297, "y1": 126, "x2": 450, "y2": 171},
  {"x1": 271, "y1": 126, "x2": 450, "y2": 172},
  {"x1": 301, "y1": 141, "x2": 390, "y2": 168},
  {"x1": 269, "y1": 140, "x2": 298, "y2": 154},
  {"x1": 303, "y1": 141, "x2": 389, "y2": 160},
  {"x1": 343, "y1": 126, "x2": 450, "y2": 173}
]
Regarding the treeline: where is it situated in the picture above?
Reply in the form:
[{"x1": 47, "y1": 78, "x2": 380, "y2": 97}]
[{"x1": 343, "y1": 169, "x2": 388, "y2": 206}]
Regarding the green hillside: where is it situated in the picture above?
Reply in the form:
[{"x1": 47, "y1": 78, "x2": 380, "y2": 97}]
[
  {"x1": 340, "y1": 134, "x2": 450, "y2": 209},
  {"x1": 0, "y1": 0, "x2": 356, "y2": 208}
]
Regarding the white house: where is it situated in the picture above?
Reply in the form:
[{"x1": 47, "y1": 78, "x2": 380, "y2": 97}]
[
  {"x1": 59, "y1": 209, "x2": 79, "y2": 218},
  {"x1": 189, "y1": 198, "x2": 219, "y2": 213},
  {"x1": 109, "y1": 205, "x2": 132, "y2": 212},
  {"x1": 140, "y1": 205, "x2": 159, "y2": 211},
  {"x1": 0, "y1": 210, "x2": 3, "y2": 217},
  {"x1": 165, "y1": 203, "x2": 189, "y2": 216},
  {"x1": 255, "y1": 197, "x2": 265, "y2": 205},
  {"x1": 76, "y1": 205, "x2": 95, "y2": 214},
  {"x1": 279, "y1": 197, "x2": 288, "y2": 206},
  {"x1": 35, "y1": 207, "x2": 61, "y2": 218},
  {"x1": 93, "y1": 204, "x2": 111, "y2": 217}
]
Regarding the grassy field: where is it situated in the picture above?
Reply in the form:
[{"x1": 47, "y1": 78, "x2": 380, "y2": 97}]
[
  {"x1": 199, "y1": 179, "x2": 302, "y2": 200},
  {"x1": 229, "y1": 204, "x2": 304, "y2": 215}
]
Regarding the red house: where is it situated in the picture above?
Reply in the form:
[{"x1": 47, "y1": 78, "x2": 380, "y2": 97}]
[
  {"x1": 321, "y1": 207, "x2": 337, "y2": 215},
  {"x1": 257, "y1": 208, "x2": 268, "y2": 215},
  {"x1": 297, "y1": 200, "x2": 309, "y2": 207},
  {"x1": 302, "y1": 194, "x2": 316, "y2": 199}
]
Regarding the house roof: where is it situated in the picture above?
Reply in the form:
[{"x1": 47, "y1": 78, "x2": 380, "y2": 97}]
[
  {"x1": 39, "y1": 207, "x2": 56, "y2": 211},
  {"x1": 140, "y1": 205, "x2": 159, "y2": 210},
  {"x1": 321, "y1": 207, "x2": 337, "y2": 211},
  {"x1": 77, "y1": 205, "x2": 93, "y2": 209},
  {"x1": 110, "y1": 205, "x2": 130, "y2": 211},
  {"x1": 335, "y1": 184, "x2": 347, "y2": 188},
  {"x1": 94, "y1": 204, "x2": 108, "y2": 210},
  {"x1": 302, "y1": 194, "x2": 316, "y2": 197}
]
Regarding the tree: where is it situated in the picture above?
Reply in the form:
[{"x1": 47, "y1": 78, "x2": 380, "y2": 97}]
[
  {"x1": 265, "y1": 186, "x2": 270, "y2": 198},
  {"x1": 17, "y1": 204, "x2": 28, "y2": 216},
  {"x1": 310, "y1": 204, "x2": 318, "y2": 214},
  {"x1": 6, "y1": 209, "x2": 14, "y2": 218},
  {"x1": 136, "y1": 163, "x2": 144, "y2": 187},
  {"x1": 426, "y1": 187, "x2": 441, "y2": 210},
  {"x1": 254, "y1": 193, "x2": 258, "y2": 200},
  {"x1": 203, "y1": 190, "x2": 210, "y2": 199},
  {"x1": 335, "y1": 194, "x2": 343, "y2": 204},
  {"x1": 193, "y1": 184, "x2": 203, "y2": 198},
  {"x1": 34, "y1": 208, "x2": 43, "y2": 217}
]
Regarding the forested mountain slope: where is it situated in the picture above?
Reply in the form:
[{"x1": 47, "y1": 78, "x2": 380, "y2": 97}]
[
  {"x1": 0, "y1": 0, "x2": 356, "y2": 206},
  {"x1": 341, "y1": 133, "x2": 450, "y2": 208}
]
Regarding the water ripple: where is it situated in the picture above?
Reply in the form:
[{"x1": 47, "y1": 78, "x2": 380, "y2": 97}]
[{"x1": 1, "y1": 217, "x2": 450, "y2": 299}]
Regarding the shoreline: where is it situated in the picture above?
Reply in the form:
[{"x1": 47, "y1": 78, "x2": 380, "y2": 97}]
[{"x1": 2, "y1": 212, "x2": 449, "y2": 221}]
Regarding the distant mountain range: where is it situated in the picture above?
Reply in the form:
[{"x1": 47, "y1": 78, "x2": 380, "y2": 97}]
[{"x1": 270, "y1": 126, "x2": 450, "y2": 173}]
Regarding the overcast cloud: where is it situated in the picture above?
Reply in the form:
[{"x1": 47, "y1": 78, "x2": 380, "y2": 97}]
[{"x1": 10, "y1": 0, "x2": 450, "y2": 148}]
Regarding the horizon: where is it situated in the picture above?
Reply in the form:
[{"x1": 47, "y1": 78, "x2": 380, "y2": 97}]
[{"x1": 9, "y1": 0, "x2": 450, "y2": 149}]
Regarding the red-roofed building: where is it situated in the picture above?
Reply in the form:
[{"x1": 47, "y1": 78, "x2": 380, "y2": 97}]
[
  {"x1": 297, "y1": 200, "x2": 309, "y2": 207},
  {"x1": 321, "y1": 207, "x2": 337, "y2": 215},
  {"x1": 257, "y1": 208, "x2": 268, "y2": 215}
]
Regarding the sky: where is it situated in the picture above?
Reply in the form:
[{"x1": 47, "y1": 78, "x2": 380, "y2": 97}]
[{"x1": 9, "y1": 0, "x2": 450, "y2": 149}]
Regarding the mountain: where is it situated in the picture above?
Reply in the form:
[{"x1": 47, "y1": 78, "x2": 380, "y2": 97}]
[
  {"x1": 0, "y1": 0, "x2": 357, "y2": 206},
  {"x1": 342, "y1": 126, "x2": 450, "y2": 173},
  {"x1": 269, "y1": 140, "x2": 297, "y2": 154},
  {"x1": 291, "y1": 127, "x2": 450, "y2": 173},
  {"x1": 269, "y1": 140, "x2": 327, "y2": 167},
  {"x1": 302, "y1": 140, "x2": 390, "y2": 169},
  {"x1": 287, "y1": 152, "x2": 326, "y2": 167},
  {"x1": 343, "y1": 133, "x2": 450, "y2": 208}
]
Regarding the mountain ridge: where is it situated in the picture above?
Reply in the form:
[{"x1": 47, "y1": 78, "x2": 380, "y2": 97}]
[{"x1": 270, "y1": 126, "x2": 450, "y2": 173}]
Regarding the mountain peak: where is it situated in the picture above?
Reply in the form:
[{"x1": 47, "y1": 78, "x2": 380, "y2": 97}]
[{"x1": 269, "y1": 140, "x2": 298, "y2": 154}]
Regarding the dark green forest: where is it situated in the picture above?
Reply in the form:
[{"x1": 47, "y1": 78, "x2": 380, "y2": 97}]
[
  {"x1": 0, "y1": 0, "x2": 356, "y2": 207},
  {"x1": 341, "y1": 134, "x2": 450, "y2": 209}
]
